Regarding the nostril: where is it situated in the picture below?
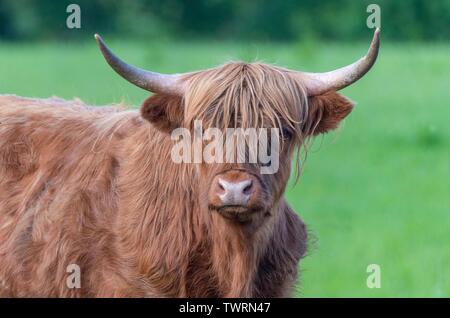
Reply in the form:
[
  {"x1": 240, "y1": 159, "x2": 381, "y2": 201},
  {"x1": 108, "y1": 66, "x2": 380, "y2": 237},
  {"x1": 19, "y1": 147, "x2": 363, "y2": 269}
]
[
  {"x1": 217, "y1": 180, "x2": 225, "y2": 192},
  {"x1": 243, "y1": 181, "x2": 253, "y2": 194}
]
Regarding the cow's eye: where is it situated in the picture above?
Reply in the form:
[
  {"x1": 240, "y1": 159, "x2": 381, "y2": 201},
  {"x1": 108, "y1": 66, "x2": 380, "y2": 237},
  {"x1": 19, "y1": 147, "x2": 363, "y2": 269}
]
[{"x1": 281, "y1": 128, "x2": 293, "y2": 141}]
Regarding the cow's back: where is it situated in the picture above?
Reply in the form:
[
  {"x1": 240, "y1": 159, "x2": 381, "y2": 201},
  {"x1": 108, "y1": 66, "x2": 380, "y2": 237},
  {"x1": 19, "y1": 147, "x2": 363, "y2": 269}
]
[{"x1": 0, "y1": 95, "x2": 138, "y2": 296}]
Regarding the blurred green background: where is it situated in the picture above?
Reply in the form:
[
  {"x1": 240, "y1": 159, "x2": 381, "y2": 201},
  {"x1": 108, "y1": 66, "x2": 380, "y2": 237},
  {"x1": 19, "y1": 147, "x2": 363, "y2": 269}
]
[{"x1": 0, "y1": 0, "x2": 449, "y2": 297}]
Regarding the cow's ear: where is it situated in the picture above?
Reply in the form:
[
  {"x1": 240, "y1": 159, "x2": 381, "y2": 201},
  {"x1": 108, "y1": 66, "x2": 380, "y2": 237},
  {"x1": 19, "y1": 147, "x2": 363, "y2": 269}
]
[
  {"x1": 140, "y1": 94, "x2": 184, "y2": 133},
  {"x1": 304, "y1": 91, "x2": 355, "y2": 136}
]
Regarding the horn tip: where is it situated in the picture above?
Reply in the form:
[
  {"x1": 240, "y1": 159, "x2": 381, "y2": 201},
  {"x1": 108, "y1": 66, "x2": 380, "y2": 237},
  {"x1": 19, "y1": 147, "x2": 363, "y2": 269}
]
[
  {"x1": 373, "y1": 28, "x2": 380, "y2": 51},
  {"x1": 94, "y1": 34, "x2": 103, "y2": 44}
]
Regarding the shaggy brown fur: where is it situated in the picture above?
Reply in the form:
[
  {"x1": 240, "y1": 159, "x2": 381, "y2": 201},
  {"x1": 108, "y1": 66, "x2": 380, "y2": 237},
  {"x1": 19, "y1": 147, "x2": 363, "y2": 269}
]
[{"x1": 0, "y1": 62, "x2": 353, "y2": 297}]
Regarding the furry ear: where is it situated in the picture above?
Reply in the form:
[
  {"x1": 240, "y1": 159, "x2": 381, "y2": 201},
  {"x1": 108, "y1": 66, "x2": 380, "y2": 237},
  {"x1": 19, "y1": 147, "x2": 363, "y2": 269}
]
[
  {"x1": 140, "y1": 94, "x2": 184, "y2": 133},
  {"x1": 304, "y1": 92, "x2": 355, "y2": 136}
]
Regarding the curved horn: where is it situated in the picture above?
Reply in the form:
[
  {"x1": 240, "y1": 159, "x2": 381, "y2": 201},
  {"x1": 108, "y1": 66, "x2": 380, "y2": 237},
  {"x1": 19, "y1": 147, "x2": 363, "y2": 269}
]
[
  {"x1": 297, "y1": 28, "x2": 380, "y2": 96},
  {"x1": 94, "y1": 34, "x2": 185, "y2": 95}
]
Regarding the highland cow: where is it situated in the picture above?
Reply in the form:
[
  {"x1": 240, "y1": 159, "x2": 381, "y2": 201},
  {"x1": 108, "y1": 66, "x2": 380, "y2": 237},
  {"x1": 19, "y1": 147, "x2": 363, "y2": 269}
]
[{"x1": 0, "y1": 29, "x2": 379, "y2": 297}]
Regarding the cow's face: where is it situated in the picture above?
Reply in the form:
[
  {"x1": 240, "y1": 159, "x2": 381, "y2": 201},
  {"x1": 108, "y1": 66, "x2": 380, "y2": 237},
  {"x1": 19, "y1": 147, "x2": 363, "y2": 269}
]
[
  {"x1": 141, "y1": 63, "x2": 354, "y2": 228},
  {"x1": 95, "y1": 30, "x2": 378, "y2": 228}
]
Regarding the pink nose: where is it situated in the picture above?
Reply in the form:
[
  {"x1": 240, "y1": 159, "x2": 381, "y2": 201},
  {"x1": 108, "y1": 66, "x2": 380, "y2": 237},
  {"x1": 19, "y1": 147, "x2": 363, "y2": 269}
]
[{"x1": 217, "y1": 178, "x2": 253, "y2": 206}]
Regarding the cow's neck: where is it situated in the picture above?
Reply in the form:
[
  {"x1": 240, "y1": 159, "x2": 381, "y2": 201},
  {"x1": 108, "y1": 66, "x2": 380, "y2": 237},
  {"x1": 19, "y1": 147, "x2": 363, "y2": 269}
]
[
  {"x1": 202, "y1": 214, "x2": 275, "y2": 297},
  {"x1": 115, "y1": 125, "x2": 273, "y2": 297}
]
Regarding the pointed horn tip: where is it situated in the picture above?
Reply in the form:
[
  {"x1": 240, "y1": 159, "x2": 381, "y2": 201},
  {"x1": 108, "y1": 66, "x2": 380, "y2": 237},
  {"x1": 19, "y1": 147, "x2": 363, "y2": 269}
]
[
  {"x1": 374, "y1": 27, "x2": 380, "y2": 42},
  {"x1": 300, "y1": 27, "x2": 381, "y2": 96},
  {"x1": 94, "y1": 34, "x2": 110, "y2": 57},
  {"x1": 94, "y1": 34, "x2": 105, "y2": 48},
  {"x1": 366, "y1": 28, "x2": 381, "y2": 59}
]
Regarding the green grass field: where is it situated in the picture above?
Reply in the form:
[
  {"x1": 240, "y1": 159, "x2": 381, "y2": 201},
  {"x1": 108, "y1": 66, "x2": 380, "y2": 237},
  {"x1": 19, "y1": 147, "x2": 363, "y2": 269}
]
[{"x1": 0, "y1": 39, "x2": 449, "y2": 297}]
